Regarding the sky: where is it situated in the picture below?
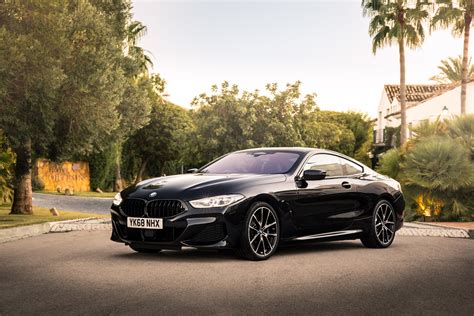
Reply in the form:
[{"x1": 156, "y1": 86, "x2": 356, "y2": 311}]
[{"x1": 132, "y1": 0, "x2": 468, "y2": 118}]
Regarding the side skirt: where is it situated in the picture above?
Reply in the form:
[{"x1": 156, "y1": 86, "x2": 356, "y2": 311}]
[{"x1": 292, "y1": 229, "x2": 364, "y2": 241}]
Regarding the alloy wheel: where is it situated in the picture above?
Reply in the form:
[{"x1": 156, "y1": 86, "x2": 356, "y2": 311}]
[
  {"x1": 374, "y1": 202, "x2": 395, "y2": 245},
  {"x1": 247, "y1": 206, "x2": 279, "y2": 257}
]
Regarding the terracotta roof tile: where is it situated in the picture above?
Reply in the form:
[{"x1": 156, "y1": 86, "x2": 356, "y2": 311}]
[{"x1": 384, "y1": 84, "x2": 451, "y2": 103}]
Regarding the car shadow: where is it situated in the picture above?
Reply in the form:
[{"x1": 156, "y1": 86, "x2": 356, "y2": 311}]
[{"x1": 109, "y1": 240, "x2": 366, "y2": 262}]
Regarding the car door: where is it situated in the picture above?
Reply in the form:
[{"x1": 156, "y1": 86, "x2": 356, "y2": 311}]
[
  {"x1": 290, "y1": 154, "x2": 360, "y2": 235},
  {"x1": 338, "y1": 156, "x2": 372, "y2": 218}
]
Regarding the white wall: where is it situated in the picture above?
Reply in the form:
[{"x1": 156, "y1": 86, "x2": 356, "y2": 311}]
[
  {"x1": 406, "y1": 82, "x2": 474, "y2": 127},
  {"x1": 375, "y1": 90, "x2": 390, "y2": 143},
  {"x1": 375, "y1": 82, "x2": 474, "y2": 143}
]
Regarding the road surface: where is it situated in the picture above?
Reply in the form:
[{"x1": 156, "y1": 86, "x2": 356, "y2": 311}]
[
  {"x1": 0, "y1": 232, "x2": 472, "y2": 314},
  {"x1": 32, "y1": 193, "x2": 112, "y2": 214}
]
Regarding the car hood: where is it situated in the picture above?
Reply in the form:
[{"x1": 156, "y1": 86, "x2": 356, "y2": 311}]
[{"x1": 121, "y1": 173, "x2": 287, "y2": 200}]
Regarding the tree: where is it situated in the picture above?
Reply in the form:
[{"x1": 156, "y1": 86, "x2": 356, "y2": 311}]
[
  {"x1": 190, "y1": 81, "x2": 317, "y2": 165},
  {"x1": 0, "y1": 1, "x2": 127, "y2": 214},
  {"x1": 125, "y1": 101, "x2": 193, "y2": 182},
  {"x1": 113, "y1": 18, "x2": 154, "y2": 191},
  {"x1": 311, "y1": 111, "x2": 372, "y2": 156},
  {"x1": 362, "y1": 0, "x2": 430, "y2": 145},
  {"x1": 300, "y1": 120, "x2": 356, "y2": 156},
  {"x1": 430, "y1": 55, "x2": 474, "y2": 83},
  {"x1": 190, "y1": 81, "x2": 373, "y2": 165},
  {"x1": 85, "y1": 1, "x2": 155, "y2": 192},
  {"x1": 432, "y1": 0, "x2": 474, "y2": 114},
  {"x1": 126, "y1": 21, "x2": 154, "y2": 74},
  {"x1": 111, "y1": 74, "x2": 153, "y2": 191}
]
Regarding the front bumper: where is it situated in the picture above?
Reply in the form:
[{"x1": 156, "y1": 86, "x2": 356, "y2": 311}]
[{"x1": 110, "y1": 200, "x2": 247, "y2": 250}]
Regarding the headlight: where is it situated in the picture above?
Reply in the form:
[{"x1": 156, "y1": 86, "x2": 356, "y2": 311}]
[
  {"x1": 113, "y1": 192, "x2": 122, "y2": 206},
  {"x1": 189, "y1": 194, "x2": 244, "y2": 208}
]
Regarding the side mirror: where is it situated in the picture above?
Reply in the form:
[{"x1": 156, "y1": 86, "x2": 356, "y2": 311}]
[
  {"x1": 187, "y1": 168, "x2": 199, "y2": 173},
  {"x1": 303, "y1": 169, "x2": 326, "y2": 181}
]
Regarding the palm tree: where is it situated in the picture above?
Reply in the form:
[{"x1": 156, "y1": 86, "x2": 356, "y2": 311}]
[
  {"x1": 430, "y1": 55, "x2": 474, "y2": 83},
  {"x1": 126, "y1": 21, "x2": 153, "y2": 74},
  {"x1": 362, "y1": 0, "x2": 430, "y2": 145},
  {"x1": 432, "y1": 0, "x2": 474, "y2": 114}
]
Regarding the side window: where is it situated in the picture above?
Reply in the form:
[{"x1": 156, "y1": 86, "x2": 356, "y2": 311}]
[
  {"x1": 303, "y1": 154, "x2": 343, "y2": 177},
  {"x1": 340, "y1": 158, "x2": 363, "y2": 175}
]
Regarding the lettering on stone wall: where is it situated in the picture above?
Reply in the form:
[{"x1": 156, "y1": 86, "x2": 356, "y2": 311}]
[{"x1": 34, "y1": 159, "x2": 90, "y2": 192}]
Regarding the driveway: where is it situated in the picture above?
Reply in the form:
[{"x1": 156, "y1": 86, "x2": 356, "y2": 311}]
[
  {"x1": 32, "y1": 193, "x2": 112, "y2": 215},
  {"x1": 0, "y1": 232, "x2": 472, "y2": 314}
]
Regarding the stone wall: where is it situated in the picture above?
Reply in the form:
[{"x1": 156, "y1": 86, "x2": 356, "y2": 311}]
[{"x1": 34, "y1": 159, "x2": 90, "y2": 192}]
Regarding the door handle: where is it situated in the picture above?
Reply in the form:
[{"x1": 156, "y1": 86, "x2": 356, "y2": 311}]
[{"x1": 341, "y1": 181, "x2": 351, "y2": 189}]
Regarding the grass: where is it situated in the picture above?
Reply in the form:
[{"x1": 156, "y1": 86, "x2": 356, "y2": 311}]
[
  {"x1": 0, "y1": 204, "x2": 109, "y2": 229},
  {"x1": 35, "y1": 191, "x2": 117, "y2": 198}
]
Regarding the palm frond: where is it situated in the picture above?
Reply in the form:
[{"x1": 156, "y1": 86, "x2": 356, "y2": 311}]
[
  {"x1": 430, "y1": 55, "x2": 474, "y2": 83},
  {"x1": 364, "y1": 0, "x2": 429, "y2": 53},
  {"x1": 372, "y1": 25, "x2": 392, "y2": 53},
  {"x1": 127, "y1": 21, "x2": 147, "y2": 46},
  {"x1": 431, "y1": 1, "x2": 465, "y2": 36}
]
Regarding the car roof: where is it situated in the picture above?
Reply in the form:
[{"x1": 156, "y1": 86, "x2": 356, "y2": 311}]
[{"x1": 234, "y1": 147, "x2": 335, "y2": 155}]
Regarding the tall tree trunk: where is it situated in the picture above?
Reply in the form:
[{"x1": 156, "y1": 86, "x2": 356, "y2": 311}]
[
  {"x1": 135, "y1": 157, "x2": 150, "y2": 183},
  {"x1": 461, "y1": 14, "x2": 471, "y2": 115},
  {"x1": 399, "y1": 37, "x2": 407, "y2": 145},
  {"x1": 114, "y1": 143, "x2": 123, "y2": 192},
  {"x1": 10, "y1": 139, "x2": 33, "y2": 215}
]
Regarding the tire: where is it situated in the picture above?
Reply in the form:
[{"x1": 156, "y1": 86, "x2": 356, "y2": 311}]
[
  {"x1": 129, "y1": 245, "x2": 162, "y2": 254},
  {"x1": 361, "y1": 199, "x2": 396, "y2": 248},
  {"x1": 236, "y1": 201, "x2": 280, "y2": 261}
]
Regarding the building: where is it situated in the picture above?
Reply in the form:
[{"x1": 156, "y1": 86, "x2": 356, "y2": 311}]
[{"x1": 374, "y1": 81, "x2": 474, "y2": 147}]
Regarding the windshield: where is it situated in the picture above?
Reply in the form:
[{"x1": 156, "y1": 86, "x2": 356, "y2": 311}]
[{"x1": 200, "y1": 151, "x2": 303, "y2": 174}]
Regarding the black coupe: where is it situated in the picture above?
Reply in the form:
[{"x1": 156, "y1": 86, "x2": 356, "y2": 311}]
[{"x1": 111, "y1": 148, "x2": 405, "y2": 260}]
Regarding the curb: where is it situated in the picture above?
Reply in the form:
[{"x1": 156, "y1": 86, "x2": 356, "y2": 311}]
[
  {"x1": 399, "y1": 222, "x2": 473, "y2": 239},
  {"x1": 467, "y1": 229, "x2": 474, "y2": 239},
  {"x1": 0, "y1": 218, "x2": 111, "y2": 244},
  {"x1": 413, "y1": 222, "x2": 474, "y2": 239},
  {"x1": 0, "y1": 222, "x2": 51, "y2": 244}
]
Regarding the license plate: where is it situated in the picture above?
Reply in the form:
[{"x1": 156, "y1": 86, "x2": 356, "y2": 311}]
[{"x1": 127, "y1": 217, "x2": 163, "y2": 230}]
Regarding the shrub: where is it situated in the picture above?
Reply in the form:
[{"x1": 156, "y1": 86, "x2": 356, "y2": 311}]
[
  {"x1": 88, "y1": 144, "x2": 116, "y2": 191},
  {"x1": 402, "y1": 134, "x2": 474, "y2": 220},
  {"x1": 402, "y1": 136, "x2": 473, "y2": 192},
  {"x1": 376, "y1": 115, "x2": 474, "y2": 221},
  {"x1": 377, "y1": 148, "x2": 401, "y2": 179},
  {"x1": 446, "y1": 114, "x2": 474, "y2": 158},
  {"x1": 0, "y1": 132, "x2": 14, "y2": 204},
  {"x1": 32, "y1": 176, "x2": 45, "y2": 191}
]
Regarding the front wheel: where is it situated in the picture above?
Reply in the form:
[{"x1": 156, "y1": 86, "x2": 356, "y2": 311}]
[
  {"x1": 236, "y1": 202, "x2": 280, "y2": 261},
  {"x1": 361, "y1": 199, "x2": 396, "y2": 248}
]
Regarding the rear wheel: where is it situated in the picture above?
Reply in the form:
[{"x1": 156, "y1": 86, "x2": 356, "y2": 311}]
[
  {"x1": 236, "y1": 202, "x2": 280, "y2": 261},
  {"x1": 361, "y1": 200, "x2": 396, "y2": 248},
  {"x1": 129, "y1": 245, "x2": 162, "y2": 254}
]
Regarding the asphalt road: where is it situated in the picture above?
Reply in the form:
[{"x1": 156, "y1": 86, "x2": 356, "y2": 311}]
[
  {"x1": 32, "y1": 193, "x2": 112, "y2": 214},
  {"x1": 0, "y1": 232, "x2": 472, "y2": 315}
]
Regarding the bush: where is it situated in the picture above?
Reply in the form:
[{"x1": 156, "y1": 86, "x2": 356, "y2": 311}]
[
  {"x1": 32, "y1": 176, "x2": 45, "y2": 191},
  {"x1": 446, "y1": 114, "x2": 474, "y2": 158},
  {"x1": 377, "y1": 148, "x2": 400, "y2": 179},
  {"x1": 0, "y1": 132, "x2": 14, "y2": 204},
  {"x1": 376, "y1": 115, "x2": 474, "y2": 221},
  {"x1": 402, "y1": 136, "x2": 473, "y2": 192},
  {"x1": 88, "y1": 144, "x2": 116, "y2": 191}
]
